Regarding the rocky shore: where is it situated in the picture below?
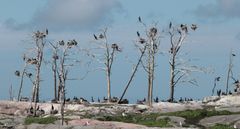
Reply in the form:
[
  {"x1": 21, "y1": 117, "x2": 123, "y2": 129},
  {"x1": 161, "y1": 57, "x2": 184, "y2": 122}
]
[{"x1": 1, "y1": 95, "x2": 240, "y2": 129}]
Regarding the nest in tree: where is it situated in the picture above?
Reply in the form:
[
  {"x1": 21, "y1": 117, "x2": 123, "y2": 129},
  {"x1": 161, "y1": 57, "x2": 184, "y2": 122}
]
[
  {"x1": 27, "y1": 58, "x2": 38, "y2": 65},
  {"x1": 139, "y1": 38, "x2": 146, "y2": 44},
  {"x1": 149, "y1": 27, "x2": 157, "y2": 37},
  {"x1": 180, "y1": 24, "x2": 188, "y2": 33},
  {"x1": 67, "y1": 39, "x2": 78, "y2": 48},
  {"x1": 34, "y1": 30, "x2": 46, "y2": 39},
  {"x1": 99, "y1": 34, "x2": 104, "y2": 39},
  {"x1": 111, "y1": 43, "x2": 121, "y2": 52},
  {"x1": 59, "y1": 40, "x2": 65, "y2": 46}
]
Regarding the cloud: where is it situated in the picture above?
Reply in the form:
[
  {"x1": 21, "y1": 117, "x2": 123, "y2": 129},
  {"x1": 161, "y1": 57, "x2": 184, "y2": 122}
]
[
  {"x1": 194, "y1": 0, "x2": 240, "y2": 21},
  {"x1": 5, "y1": 0, "x2": 123, "y2": 31}
]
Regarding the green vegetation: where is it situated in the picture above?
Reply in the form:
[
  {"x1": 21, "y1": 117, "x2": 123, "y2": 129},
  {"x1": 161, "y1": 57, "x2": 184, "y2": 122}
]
[
  {"x1": 210, "y1": 124, "x2": 234, "y2": 129},
  {"x1": 80, "y1": 109, "x2": 239, "y2": 128},
  {"x1": 24, "y1": 116, "x2": 58, "y2": 125},
  {"x1": 162, "y1": 109, "x2": 233, "y2": 123},
  {"x1": 93, "y1": 114, "x2": 172, "y2": 127}
]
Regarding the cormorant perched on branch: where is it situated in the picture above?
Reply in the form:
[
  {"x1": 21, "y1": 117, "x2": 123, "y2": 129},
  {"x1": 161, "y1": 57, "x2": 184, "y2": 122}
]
[
  {"x1": 137, "y1": 31, "x2": 140, "y2": 37},
  {"x1": 138, "y1": 16, "x2": 142, "y2": 23},
  {"x1": 59, "y1": 40, "x2": 64, "y2": 46},
  {"x1": 99, "y1": 34, "x2": 104, "y2": 39},
  {"x1": 191, "y1": 24, "x2": 197, "y2": 31},
  {"x1": 46, "y1": 29, "x2": 48, "y2": 35},
  {"x1": 15, "y1": 70, "x2": 20, "y2": 76},
  {"x1": 169, "y1": 22, "x2": 172, "y2": 29},
  {"x1": 93, "y1": 34, "x2": 98, "y2": 40},
  {"x1": 180, "y1": 24, "x2": 188, "y2": 33}
]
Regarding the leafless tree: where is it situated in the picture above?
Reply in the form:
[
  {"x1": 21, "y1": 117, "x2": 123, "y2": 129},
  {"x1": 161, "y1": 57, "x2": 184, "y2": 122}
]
[
  {"x1": 168, "y1": 23, "x2": 198, "y2": 102},
  {"x1": 9, "y1": 84, "x2": 14, "y2": 101},
  {"x1": 31, "y1": 30, "x2": 48, "y2": 103},
  {"x1": 136, "y1": 17, "x2": 161, "y2": 106},
  {"x1": 55, "y1": 39, "x2": 78, "y2": 125},
  {"x1": 15, "y1": 59, "x2": 27, "y2": 101},
  {"x1": 93, "y1": 28, "x2": 121, "y2": 103},
  {"x1": 21, "y1": 30, "x2": 48, "y2": 116},
  {"x1": 15, "y1": 54, "x2": 34, "y2": 101},
  {"x1": 226, "y1": 50, "x2": 236, "y2": 95},
  {"x1": 49, "y1": 42, "x2": 59, "y2": 101},
  {"x1": 118, "y1": 30, "x2": 148, "y2": 104}
]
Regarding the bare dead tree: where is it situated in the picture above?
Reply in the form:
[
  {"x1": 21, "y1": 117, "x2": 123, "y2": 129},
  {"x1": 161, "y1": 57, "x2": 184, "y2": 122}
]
[
  {"x1": 93, "y1": 28, "x2": 121, "y2": 103},
  {"x1": 168, "y1": 23, "x2": 198, "y2": 102},
  {"x1": 49, "y1": 42, "x2": 59, "y2": 101},
  {"x1": 226, "y1": 50, "x2": 235, "y2": 95},
  {"x1": 55, "y1": 39, "x2": 78, "y2": 125},
  {"x1": 136, "y1": 17, "x2": 161, "y2": 106},
  {"x1": 118, "y1": 35, "x2": 148, "y2": 104},
  {"x1": 16, "y1": 54, "x2": 28, "y2": 101},
  {"x1": 31, "y1": 30, "x2": 48, "y2": 104},
  {"x1": 9, "y1": 84, "x2": 14, "y2": 101},
  {"x1": 22, "y1": 30, "x2": 48, "y2": 116}
]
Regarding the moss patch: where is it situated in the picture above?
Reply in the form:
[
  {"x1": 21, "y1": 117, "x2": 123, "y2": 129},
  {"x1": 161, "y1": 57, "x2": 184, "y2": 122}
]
[
  {"x1": 163, "y1": 109, "x2": 233, "y2": 123},
  {"x1": 210, "y1": 124, "x2": 234, "y2": 129},
  {"x1": 24, "y1": 116, "x2": 58, "y2": 125}
]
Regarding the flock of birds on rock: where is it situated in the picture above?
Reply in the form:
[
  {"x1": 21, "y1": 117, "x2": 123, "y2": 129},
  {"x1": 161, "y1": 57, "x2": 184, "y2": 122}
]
[{"x1": 26, "y1": 104, "x2": 58, "y2": 117}]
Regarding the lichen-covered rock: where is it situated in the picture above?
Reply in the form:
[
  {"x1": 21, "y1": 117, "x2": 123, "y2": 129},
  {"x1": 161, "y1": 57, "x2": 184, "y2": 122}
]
[{"x1": 199, "y1": 114, "x2": 240, "y2": 127}]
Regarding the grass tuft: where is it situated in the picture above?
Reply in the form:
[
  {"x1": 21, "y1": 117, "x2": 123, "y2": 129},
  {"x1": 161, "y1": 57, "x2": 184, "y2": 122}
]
[
  {"x1": 210, "y1": 124, "x2": 235, "y2": 129},
  {"x1": 24, "y1": 116, "x2": 58, "y2": 125}
]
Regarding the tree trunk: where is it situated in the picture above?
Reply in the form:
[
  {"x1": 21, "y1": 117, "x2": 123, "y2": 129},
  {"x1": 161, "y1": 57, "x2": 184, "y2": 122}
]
[
  {"x1": 52, "y1": 57, "x2": 57, "y2": 100},
  {"x1": 107, "y1": 67, "x2": 111, "y2": 102},
  {"x1": 35, "y1": 65, "x2": 40, "y2": 102},
  {"x1": 31, "y1": 85, "x2": 36, "y2": 102},
  {"x1": 17, "y1": 63, "x2": 27, "y2": 101},
  {"x1": 147, "y1": 43, "x2": 154, "y2": 107},
  {"x1": 60, "y1": 84, "x2": 65, "y2": 125},
  {"x1": 169, "y1": 54, "x2": 175, "y2": 102},
  {"x1": 226, "y1": 53, "x2": 232, "y2": 95},
  {"x1": 118, "y1": 46, "x2": 147, "y2": 103}
]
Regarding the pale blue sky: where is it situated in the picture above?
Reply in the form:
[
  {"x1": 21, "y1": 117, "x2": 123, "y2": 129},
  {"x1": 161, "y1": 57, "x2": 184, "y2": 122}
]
[{"x1": 1, "y1": 0, "x2": 240, "y2": 102}]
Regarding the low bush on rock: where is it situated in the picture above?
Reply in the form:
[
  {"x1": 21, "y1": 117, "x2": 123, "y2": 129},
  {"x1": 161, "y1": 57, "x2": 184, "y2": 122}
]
[
  {"x1": 210, "y1": 124, "x2": 234, "y2": 129},
  {"x1": 163, "y1": 109, "x2": 233, "y2": 123},
  {"x1": 24, "y1": 116, "x2": 58, "y2": 125}
]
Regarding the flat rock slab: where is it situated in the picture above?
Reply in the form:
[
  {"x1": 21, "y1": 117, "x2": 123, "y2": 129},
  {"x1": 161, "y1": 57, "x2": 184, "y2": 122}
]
[
  {"x1": 215, "y1": 106, "x2": 240, "y2": 112},
  {"x1": 156, "y1": 116, "x2": 186, "y2": 127},
  {"x1": 199, "y1": 114, "x2": 240, "y2": 127}
]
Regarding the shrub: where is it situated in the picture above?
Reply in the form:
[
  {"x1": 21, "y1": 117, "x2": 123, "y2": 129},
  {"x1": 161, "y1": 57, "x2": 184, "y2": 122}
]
[{"x1": 24, "y1": 116, "x2": 58, "y2": 125}]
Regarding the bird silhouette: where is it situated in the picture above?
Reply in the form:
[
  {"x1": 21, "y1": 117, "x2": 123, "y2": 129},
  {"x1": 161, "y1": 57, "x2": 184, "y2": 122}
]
[
  {"x1": 93, "y1": 34, "x2": 98, "y2": 40},
  {"x1": 59, "y1": 40, "x2": 64, "y2": 46},
  {"x1": 46, "y1": 29, "x2": 48, "y2": 35},
  {"x1": 191, "y1": 24, "x2": 197, "y2": 31},
  {"x1": 138, "y1": 16, "x2": 142, "y2": 23},
  {"x1": 15, "y1": 71, "x2": 20, "y2": 76},
  {"x1": 137, "y1": 31, "x2": 140, "y2": 37},
  {"x1": 169, "y1": 22, "x2": 172, "y2": 29},
  {"x1": 51, "y1": 105, "x2": 54, "y2": 110},
  {"x1": 99, "y1": 34, "x2": 104, "y2": 39}
]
